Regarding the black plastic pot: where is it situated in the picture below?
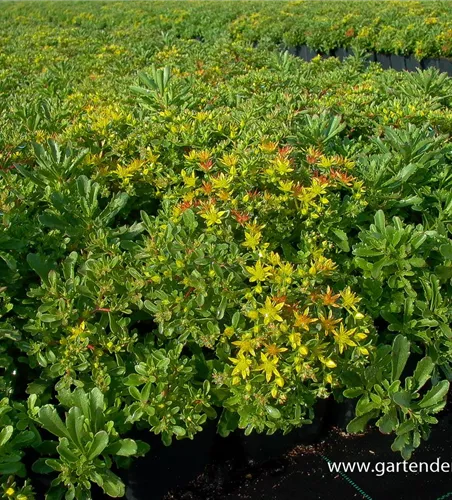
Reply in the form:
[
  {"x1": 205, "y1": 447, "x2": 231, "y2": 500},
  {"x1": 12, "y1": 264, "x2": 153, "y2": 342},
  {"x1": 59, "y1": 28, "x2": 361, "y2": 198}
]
[
  {"x1": 334, "y1": 47, "x2": 350, "y2": 60},
  {"x1": 390, "y1": 54, "x2": 406, "y2": 71},
  {"x1": 169, "y1": 395, "x2": 452, "y2": 500},
  {"x1": 298, "y1": 44, "x2": 318, "y2": 62},
  {"x1": 422, "y1": 57, "x2": 441, "y2": 70},
  {"x1": 321, "y1": 49, "x2": 335, "y2": 59},
  {"x1": 240, "y1": 399, "x2": 328, "y2": 464},
  {"x1": 124, "y1": 420, "x2": 218, "y2": 500},
  {"x1": 405, "y1": 55, "x2": 421, "y2": 72},
  {"x1": 375, "y1": 53, "x2": 391, "y2": 70},
  {"x1": 121, "y1": 399, "x2": 334, "y2": 499},
  {"x1": 328, "y1": 398, "x2": 358, "y2": 430},
  {"x1": 438, "y1": 58, "x2": 452, "y2": 75}
]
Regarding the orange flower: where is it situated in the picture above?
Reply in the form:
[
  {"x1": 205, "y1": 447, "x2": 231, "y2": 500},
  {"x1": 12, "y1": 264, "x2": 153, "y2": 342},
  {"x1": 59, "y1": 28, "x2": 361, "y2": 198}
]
[
  {"x1": 202, "y1": 181, "x2": 213, "y2": 194},
  {"x1": 292, "y1": 183, "x2": 304, "y2": 197},
  {"x1": 265, "y1": 343, "x2": 288, "y2": 358},
  {"x1": 330, "y1": 169, "x2": 356, "y2": 186},
  {"x1": 247, "y1": 189, "x2": 260, "y2": 199},
  {"x1": 319, "y1": 311, "x2": 342, "y2": 334},
  {"x1": 200, "y1": 159, "x2": 214, "y2": 171},
  {"x1": 177, "y1": 200, "x2": 193, "y2": 212},
  {"x1": 305, "y1": 147, "x2": 323, "y2": 165},
  {"x1": 312, "y1": 171, "x2": 329, "y2": 185},
  {"x1": 278, "y1": 145, "x2": 293, "y2": 157},
  {"x1": 321, "y1": 286, "x2": 341, "y2": 307},
  {"x1": 231, "y1": 210, "x2": 250, "y2": 226},
  {"x1": 294, "y1": 307, "x2": 318, "y2": 331},
  {"x1": 272, "y1": 295, "x2": 287, "y2": 304}
]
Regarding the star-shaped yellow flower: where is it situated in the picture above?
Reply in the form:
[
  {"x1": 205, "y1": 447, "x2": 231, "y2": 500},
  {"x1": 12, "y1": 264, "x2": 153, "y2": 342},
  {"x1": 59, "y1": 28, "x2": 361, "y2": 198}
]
[
  {"x1": 232, "y1": 337, "x2": 258, "y2": 356},
  {"x1": 256, "y1": 353, "x2": 281, "y2": 382},
  {"x1": 333, "y1": 323, "x2": 357, "y2": 354},
  {"x1": 229, "y1": 353, "x2": 252, "y2": 379},
  {"x1": 258, "y1": 297, "x2": 284, "y2": 325},
  {"x1": 245, "y1": 260, "x2": 272, "y2": 282}
]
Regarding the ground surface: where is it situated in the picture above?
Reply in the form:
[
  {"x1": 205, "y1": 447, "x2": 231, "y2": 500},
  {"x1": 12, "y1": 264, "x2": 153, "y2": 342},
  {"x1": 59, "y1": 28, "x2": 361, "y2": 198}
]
[{"x1": 122, "y1": 399, "x2": 452, "y2": 500}]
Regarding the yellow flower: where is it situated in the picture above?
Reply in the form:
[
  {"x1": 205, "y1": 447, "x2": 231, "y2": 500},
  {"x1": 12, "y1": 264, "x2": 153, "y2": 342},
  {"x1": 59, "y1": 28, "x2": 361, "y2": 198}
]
[
  {"x1": 309, "y1": 255, "x2": 337, "y2": 275},
  {"x1": 242, "y1": 231, "x2": 262, "y2": 250},
  {"x1": 272, "y1": 156, "x2": 293, "y2": 175},
  {"x1": 310, "y1": 177, "x2": 329, "y2": 195},
  {"x1": 5, "y1": 488, "x2": 15, "y2": 497},
  {"x1": 247, "y1": 309, "x2": 259, "y2": 320},
  {"x1": 267, "y1": 252, "x2": 281, "y2": 266},
  {"x1": 224, "y1": 326, "x2": 235, "y2": 337},
  {"x1": 232, "y1": 337, "x2": 257, "y2": 356},
  {"x1": 181, "y1": 169, "x2": 196, "y2": 187},
  {"x1": 299, "y1": 345, "x2": 309, "y2": 356},
  {"x1": 279, "y1": 180, "x2": 294, "y2": 192},
  {"x1": 258, "y1": 297, "x2": 284, "y2": 325},
  {"x1": 256, "y1": 352, "x2": 281, "y2": 382},
  {"x1": 259, "y1": 141, "x2": 278, "y2": 152},
  {"x1": 229, "y1": 353, "x2": 252, "y2": 380},
  {"x1": 200, "y1": 205, "x2": 226, "y2": 226},
  {"x1": 321, "y1": 357, "x2": 337, "y2": 369},
  {"x1": 278, "y1": 262, "x2": 294, "y2": 278},
  {"x1": 184, "y1": 150, "x2": 199, "y2": 162},
  {"x1": 265, "y1": 343, "x2": 288, "y2": 358},
  {"x1": 245, "y1": 260, "x2": 272, "y2": 282},
  {"x1": 114, "y1": 158, "x2": 146, "y2": 182},
  {"x1": 333, "y1": 323, "x2": 357, "y2": 354},
  {"x1": 340, "y1": 286, "x2": 361, "y2": 310},
  {"x1": 354, "y1": 332, "x2": 368, "y2": 341},
  {"x1": 70, "y1": 321, "x2": 87, "y2": 338},
  {"x1": 321, "y1": 286, "x2": 341, "y2": 307},
  {"x1": 221, "y1": 153, "x2": 239, "y2": 168},
  {"x1": 288, "y1": 331, "x2": 301, "y2": 348},
  {"x1": 211, "y1": 173, "x2": 232, "y2": 190}
]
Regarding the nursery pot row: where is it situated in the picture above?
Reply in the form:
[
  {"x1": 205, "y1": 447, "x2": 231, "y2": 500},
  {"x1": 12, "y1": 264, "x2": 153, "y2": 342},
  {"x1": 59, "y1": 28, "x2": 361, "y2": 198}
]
[
  {"x1": 123, "y1": 398, "x2": 356, "y2": 500},
  {"x1": 284, "y1": 44, "x2": 452, "y2": 75}
]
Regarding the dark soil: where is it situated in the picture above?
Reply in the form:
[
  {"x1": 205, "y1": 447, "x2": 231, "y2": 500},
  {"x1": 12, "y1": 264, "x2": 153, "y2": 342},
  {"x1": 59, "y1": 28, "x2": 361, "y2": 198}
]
[{"x1": 123, "y1": 398, "x2": 452, "y2": 500}]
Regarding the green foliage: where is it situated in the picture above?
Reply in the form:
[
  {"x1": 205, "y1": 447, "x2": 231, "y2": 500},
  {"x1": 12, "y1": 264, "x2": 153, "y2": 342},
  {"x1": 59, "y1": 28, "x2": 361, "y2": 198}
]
[
  {"x1": 354, "y1": 211, "x2": 452, "y2": 368},
  {"x1": 345, "y1": 335, "x2": 449, "y2": 460},
  {"x1": 131, "y1": 66, "x2": 194, "y2": 112},
  {"x1": 33, "y1": 388, "x2": 149, "y2": 499},
  {"x1": 0, "y1": 2, "x2": 451, "y2": 498}
]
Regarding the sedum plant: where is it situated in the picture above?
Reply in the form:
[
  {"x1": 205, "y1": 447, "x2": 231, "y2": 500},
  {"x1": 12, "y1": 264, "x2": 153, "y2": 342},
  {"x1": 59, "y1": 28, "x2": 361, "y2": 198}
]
[
  {"x1": 345, "y1": 335, "x2": 449, "y2": 460},
  {"x1": 33, "y1": 388, "x2": 149, "y2": 500},
  {"x1": 353, "y1": 210, "x2": 452, "y2": 371},
  {"x1": 0, "y1": 4, "x2": 451, "y2": 498}
]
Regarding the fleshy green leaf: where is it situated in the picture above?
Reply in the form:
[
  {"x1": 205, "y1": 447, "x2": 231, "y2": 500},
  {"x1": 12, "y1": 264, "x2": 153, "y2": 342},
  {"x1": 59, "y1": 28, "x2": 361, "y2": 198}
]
[
  {"x1": 391, "y1": 335, "x2": 410, "y2": 382},
  {"x1": 87, "y1": 431, "x2": 109, "y2": 460},
  {"x1": 419, "y1": 380, "x2": 450, "y2": 408}
]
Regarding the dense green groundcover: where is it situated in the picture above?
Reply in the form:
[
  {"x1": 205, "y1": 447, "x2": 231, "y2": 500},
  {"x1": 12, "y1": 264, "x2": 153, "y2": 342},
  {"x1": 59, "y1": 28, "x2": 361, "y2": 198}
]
[
  {"x1": 2, "y1": 0, "x2": 452, "y2": 60},
  {"x1": 1, "y1": 2, "x2": 452, "y2": 499}
]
